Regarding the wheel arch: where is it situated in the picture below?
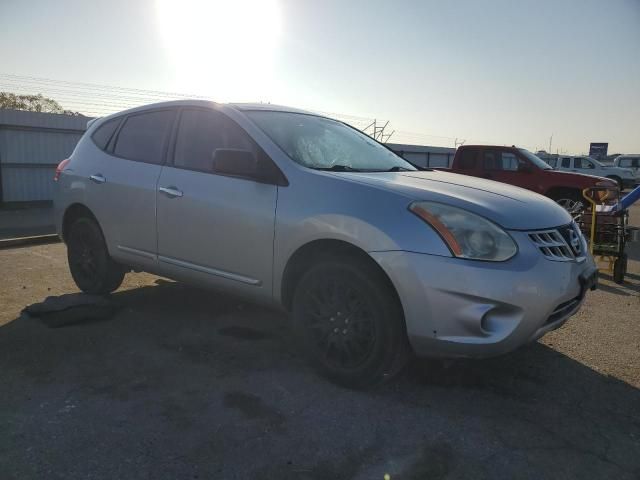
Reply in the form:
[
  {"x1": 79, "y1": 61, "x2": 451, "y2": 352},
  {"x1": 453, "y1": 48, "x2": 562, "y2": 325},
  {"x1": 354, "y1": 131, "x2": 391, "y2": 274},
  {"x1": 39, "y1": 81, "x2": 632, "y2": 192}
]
[
  {"x1": 61, "y1": 203, "x2": 99, "y2": 243},
  {"x1": 280, "y1": 239, "x2": 404, "y2": 317},
  {"x1": 605, "y1": 175, "x2": 622, "y2": 188}
]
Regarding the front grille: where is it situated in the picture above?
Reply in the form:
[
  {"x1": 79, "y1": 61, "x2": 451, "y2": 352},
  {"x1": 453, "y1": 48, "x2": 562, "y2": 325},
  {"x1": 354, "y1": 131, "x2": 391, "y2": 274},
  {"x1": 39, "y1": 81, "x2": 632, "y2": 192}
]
[{"x1": 528, "y1": 223, "x2": 586, "y2": 262}]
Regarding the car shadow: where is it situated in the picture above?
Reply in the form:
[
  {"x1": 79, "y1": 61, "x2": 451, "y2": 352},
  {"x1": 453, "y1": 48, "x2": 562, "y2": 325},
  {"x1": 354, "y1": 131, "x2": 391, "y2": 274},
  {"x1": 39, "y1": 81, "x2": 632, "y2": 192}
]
[
  {"x1": 596, "y1": 271, "x2": 640, "y2": 296},
  {"x1": 2, "y1": 279, "x2": 639, "y2": 479}
]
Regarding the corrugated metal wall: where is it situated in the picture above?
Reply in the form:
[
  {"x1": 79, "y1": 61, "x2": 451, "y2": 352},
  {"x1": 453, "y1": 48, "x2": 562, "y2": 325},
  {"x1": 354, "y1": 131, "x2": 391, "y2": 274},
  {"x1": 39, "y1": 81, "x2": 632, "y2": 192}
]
[
  {"x1": 387, "y1": 143, "x2": 456, "y2": 168},
  {"x1": 0, "y1": 109, "x2": 91, "y2": 203}
]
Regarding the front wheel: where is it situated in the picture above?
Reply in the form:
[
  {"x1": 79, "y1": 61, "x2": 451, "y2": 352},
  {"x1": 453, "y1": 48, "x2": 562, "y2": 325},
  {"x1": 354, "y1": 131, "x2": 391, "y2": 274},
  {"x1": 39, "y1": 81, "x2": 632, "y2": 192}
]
[
  {"x1": 607, "y1": 176, "x2": 623, "y2": 191},
  {"x1": 67, "y1": 217, "x2": 125, "y2": 294},
  {"x1": 292, "y1": 257, "x2": 410, "y2": 388},
  {"x1": 551, "y1": 191, "x2": 583, "y2": 214}
]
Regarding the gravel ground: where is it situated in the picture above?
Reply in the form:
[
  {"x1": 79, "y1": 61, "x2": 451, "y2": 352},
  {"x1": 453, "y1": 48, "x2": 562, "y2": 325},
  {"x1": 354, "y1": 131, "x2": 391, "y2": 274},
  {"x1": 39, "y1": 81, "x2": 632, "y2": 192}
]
[{"x1": 0, "y1": 205, "x2": 638, "y2": 479}]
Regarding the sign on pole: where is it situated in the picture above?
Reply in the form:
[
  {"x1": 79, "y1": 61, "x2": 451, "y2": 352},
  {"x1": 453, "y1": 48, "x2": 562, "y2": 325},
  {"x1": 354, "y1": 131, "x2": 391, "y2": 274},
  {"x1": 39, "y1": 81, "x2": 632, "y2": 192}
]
[{"x1": 589, "y1": 143, "x2": 608, "y2": 161}]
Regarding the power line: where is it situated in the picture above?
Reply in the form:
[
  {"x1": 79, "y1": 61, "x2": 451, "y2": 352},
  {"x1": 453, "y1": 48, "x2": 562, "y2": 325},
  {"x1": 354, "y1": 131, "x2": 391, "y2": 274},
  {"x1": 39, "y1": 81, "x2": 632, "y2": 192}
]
[{"x1": 0, "y1": 72, "x2": 504, "y2": 148}]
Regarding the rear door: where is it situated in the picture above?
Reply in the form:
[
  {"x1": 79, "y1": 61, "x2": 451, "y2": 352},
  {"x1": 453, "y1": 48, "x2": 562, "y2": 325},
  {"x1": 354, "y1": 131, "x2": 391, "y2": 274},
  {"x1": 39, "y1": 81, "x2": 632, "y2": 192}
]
[
  {"x1": 86, "y1": 109, "x2": 176, "y2": 266},
  {"x1": 155, "y1": 108, "x2": 278, "y2": 299},
  {"x1": 452, "y1": 148, "x2": 481, "y2": 177}
]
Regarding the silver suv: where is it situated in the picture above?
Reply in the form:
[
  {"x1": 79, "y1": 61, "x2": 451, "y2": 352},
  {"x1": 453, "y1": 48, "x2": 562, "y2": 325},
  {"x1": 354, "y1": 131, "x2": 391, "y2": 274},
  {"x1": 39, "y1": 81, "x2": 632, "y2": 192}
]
[{"x1": 54, "y1": 101, "x2": 597, "y2": 387}]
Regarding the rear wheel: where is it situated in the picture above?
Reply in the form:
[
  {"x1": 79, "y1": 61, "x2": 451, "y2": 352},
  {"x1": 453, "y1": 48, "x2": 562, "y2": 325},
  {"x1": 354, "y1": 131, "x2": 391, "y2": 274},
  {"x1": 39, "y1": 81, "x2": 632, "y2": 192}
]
[
  {"x1": 67, "y1": 217, "x2": 125, "y2": 294},
  {"x1": 292, "y1": 256, "x2": 410, "y2": 388}
]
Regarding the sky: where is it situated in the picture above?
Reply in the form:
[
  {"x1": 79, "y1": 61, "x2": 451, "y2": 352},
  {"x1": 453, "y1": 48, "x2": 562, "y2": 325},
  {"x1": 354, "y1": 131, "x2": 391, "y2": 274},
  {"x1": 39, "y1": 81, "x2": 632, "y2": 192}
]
[{"x1": 1, "y1": 0, "x2": 639, "y2": 154}]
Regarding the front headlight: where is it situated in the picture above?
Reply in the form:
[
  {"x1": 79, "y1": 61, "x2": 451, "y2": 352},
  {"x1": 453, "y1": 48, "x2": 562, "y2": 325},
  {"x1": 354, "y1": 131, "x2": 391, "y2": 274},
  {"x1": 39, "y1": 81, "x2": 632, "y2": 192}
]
[{"x1": 409, "y1": 201, "x2": 518, "y2": 262}]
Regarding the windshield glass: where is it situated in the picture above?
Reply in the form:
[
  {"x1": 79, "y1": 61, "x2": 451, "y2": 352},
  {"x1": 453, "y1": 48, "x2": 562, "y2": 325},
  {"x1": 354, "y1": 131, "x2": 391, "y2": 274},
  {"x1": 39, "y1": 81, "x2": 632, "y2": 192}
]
[
  {"x1": 518, "y1": 148, "x2": 553, "y2": 170},
  {"x1": 588, "y1": 157, "x2": 605, "y2": 167},
  {"x1": 246, "y1": 111, "x2": 416, "y2": 172}
]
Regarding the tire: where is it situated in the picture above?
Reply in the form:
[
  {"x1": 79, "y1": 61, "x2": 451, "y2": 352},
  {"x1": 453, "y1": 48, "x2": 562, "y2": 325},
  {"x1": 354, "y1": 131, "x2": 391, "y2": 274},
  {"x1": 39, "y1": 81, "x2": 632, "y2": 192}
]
[
  {"x1": 607, "y1": 176, "x2": 623, "y2": 191},
  {"x1": 67, "y1": 217, "x2": 125, "y2": 294},
  {"x1": 550, "y1": 190, "x2": 583, "y2": 214},
  {"x1": 613, "y1": 254, "x2": 627, "y2": 285},
  {"x1": 291, "y1": 256, "x2": 410, "y2": 388}
]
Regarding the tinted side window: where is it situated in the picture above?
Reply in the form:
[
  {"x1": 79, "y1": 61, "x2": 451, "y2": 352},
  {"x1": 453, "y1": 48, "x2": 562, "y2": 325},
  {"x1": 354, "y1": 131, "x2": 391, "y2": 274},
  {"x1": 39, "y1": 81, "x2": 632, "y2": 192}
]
[
  {"x1": 173, "y1": 109, "x2": 256, "y2": 172},
  {"x1": 458, "y1": 149, "x2": 476, "y2": 169},
  {"x1": 483, "y1": 151, "x2": 500, "y2": 170},
  {"x1": 618, "y1": 158, "x2": 636, "y2": 168},
  {"x1": 114, "y1": 110, "x2": 175, "y2": 164},
  {"x1": 578, "y1": 158, "x2": 594, "y2": 169},
  {"x1": 561, "y1": 158, "x2": 571, "y2": 168},
  {"x1": 483, "y1": 151, "x2": 519, "y2": 171},
  {"x1": 91, "y1": 117, "x2": 121, "y2": 151},
  {"x1": 501, "y1": 152, "x2": 519, "y2": 171}
]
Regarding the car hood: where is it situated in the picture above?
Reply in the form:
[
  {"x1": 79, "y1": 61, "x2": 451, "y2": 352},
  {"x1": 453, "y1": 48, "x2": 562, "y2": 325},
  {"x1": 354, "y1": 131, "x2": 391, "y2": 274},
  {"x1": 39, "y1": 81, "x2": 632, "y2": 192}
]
[
  {"x1": 545, "y1": 169, "x2": 611, "y2": 184},
  {"x1": 601, "y1": 166, "x2": 633, "y2": 176},
  {"x1": 337, "y1": 170, "x2": 572, "y2": 230}
]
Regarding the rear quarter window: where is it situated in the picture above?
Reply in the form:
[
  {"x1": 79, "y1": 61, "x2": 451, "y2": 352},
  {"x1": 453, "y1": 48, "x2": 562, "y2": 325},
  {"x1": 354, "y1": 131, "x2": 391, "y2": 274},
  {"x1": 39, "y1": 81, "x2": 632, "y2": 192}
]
[
  {"x1": 91, "y1": 117, "x2": 121, "y2": 151},
  {"x1": 113, "y1": 110, "x2": 175, "y2": 164}
]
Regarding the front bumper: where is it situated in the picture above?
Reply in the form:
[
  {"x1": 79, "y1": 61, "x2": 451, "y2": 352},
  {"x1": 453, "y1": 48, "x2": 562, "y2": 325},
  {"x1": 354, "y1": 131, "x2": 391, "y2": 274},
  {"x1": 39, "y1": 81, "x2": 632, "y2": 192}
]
[{"x1": 370, "y1": 231, "x2": 597, "y2": 358}]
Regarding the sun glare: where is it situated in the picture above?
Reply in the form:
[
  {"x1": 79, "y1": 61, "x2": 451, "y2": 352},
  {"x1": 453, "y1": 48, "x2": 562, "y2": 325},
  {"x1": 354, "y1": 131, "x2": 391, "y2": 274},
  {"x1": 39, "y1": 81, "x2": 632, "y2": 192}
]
[{"x1": 156, "y1": 0, "x2": 281, "y2": 101}]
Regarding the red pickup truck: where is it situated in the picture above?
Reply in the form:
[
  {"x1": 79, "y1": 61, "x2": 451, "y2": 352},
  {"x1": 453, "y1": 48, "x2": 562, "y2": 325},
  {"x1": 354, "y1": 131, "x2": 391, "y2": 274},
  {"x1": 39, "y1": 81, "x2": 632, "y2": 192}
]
[{"x1": 444, "y1": 145, "x2": 615, "y2": 211}]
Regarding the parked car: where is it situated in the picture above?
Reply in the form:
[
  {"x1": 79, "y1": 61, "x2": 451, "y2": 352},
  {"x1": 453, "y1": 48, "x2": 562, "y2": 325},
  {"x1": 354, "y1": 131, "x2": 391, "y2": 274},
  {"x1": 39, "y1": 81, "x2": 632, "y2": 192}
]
[
  {"x1": 443, "y1": 145, "x2": 616, "y2": 213},
  {"x1": 546, "y1": 155, "x2": 635, "y2": 190},
  {"x1": 613, "y1": 155, "x2": 640, "y2": 185},
  {"x1": 53, "y1": 101, "x2": 597, "y2": 387}
]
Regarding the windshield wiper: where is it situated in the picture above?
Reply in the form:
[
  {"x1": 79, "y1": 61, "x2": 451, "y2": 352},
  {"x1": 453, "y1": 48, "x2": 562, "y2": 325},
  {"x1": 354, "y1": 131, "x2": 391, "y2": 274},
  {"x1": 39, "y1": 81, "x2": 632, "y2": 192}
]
[
  {"x1": 314, "y1": 164, "x2": 361, "y2": 172},
  {"x1": 386, "y1": 166, "x2": 415, "y2": 172}
]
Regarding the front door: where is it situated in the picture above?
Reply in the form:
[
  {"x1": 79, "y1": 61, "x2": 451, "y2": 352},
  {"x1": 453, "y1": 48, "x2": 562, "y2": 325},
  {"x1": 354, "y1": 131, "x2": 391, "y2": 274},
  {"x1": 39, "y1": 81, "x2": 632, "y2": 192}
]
[
  {"x1": 156, "y1": 108, "x2": 278, "y2": 299},
  {"x1": 481, "y1": 149, "x2": 538, "y2": 191}
]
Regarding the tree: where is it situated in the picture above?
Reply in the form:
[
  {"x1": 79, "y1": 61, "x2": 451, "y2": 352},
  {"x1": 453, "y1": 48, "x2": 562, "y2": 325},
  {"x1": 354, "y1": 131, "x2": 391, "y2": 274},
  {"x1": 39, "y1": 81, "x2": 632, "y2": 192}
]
[{"x1": 0, "y1": 92, "x2": 84, "y2": 116}]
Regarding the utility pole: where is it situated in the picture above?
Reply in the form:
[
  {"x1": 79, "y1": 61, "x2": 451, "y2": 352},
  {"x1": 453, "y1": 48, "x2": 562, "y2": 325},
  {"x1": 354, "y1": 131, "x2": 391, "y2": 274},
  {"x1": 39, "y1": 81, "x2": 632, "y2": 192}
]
[
  {"x1": 549, "y1": 134, "x2": 553, "y2": 154},
  {"x1": 363, "y1": 119, "x2": 394, "y2": 143}
]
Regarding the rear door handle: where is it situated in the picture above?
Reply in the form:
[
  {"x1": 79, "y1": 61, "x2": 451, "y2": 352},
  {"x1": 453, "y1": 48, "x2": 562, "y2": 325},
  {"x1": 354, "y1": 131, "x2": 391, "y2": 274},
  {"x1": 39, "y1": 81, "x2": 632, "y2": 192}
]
[
  {"x1": 158, "y1": 186, "x2": 183, "y2": 198},
  {"x1": 89, "y1": 174, "x2": 106, "y2": 184}
]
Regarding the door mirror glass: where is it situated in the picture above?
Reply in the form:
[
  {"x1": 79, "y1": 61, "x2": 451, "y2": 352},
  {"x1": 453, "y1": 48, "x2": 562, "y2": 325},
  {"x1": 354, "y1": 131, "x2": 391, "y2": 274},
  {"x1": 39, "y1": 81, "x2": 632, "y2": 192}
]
[{"x1": 212, "y1": 148, "x2": 258, "y2": 178}]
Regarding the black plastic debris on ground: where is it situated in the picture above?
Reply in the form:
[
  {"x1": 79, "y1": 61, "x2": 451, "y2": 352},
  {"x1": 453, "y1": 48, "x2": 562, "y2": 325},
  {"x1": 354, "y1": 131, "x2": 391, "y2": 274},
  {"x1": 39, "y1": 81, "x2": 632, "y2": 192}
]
[{"x1": 22, "y1": 293, "x2": 118, "y2": 328}]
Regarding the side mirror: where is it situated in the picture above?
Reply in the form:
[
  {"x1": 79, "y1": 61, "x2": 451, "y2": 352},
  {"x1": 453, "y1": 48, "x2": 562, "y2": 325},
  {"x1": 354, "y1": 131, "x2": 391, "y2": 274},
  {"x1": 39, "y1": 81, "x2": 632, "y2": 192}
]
[{"x1": 212, "y1": 149, "x2": 258, "y2": 179}]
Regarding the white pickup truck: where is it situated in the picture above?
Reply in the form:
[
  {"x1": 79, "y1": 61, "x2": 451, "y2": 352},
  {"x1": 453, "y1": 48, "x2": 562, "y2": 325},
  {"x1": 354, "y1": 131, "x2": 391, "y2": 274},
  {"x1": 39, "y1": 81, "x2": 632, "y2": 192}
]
[
  {"x1": 546, "y1": 155, "x2": 635, "y2": 190},
  {"x1": 613, "y1": 155, "x2": 640, "y2": 185}
]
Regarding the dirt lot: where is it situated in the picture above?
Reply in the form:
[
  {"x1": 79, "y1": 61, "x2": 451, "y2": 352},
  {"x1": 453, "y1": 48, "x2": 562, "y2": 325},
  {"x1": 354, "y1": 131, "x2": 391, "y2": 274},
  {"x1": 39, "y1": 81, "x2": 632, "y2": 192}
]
[{"x1": 1, "y1": 206, "x2": 639, "y2": 479}]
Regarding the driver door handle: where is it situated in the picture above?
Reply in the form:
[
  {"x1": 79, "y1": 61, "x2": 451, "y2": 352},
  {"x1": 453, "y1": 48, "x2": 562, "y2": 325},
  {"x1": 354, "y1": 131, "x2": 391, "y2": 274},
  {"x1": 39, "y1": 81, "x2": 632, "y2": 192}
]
[
  {"x1": 158, "y1": 186, "x2": 183, "y2": 198},
  {"x1": 89, "y1": 174, "x2": 106, "y2": 184}
]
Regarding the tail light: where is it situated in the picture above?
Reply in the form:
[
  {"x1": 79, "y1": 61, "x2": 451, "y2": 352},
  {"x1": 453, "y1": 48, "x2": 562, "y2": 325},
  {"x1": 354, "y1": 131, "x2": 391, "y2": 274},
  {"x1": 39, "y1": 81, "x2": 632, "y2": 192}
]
[{"x1": 54, "y1": 158, "x2": 70, "y2": 182}]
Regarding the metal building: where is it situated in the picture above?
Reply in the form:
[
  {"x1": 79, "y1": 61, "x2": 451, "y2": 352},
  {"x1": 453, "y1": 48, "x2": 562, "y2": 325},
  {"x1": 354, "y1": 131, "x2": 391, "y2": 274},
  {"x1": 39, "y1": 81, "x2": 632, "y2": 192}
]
[
  {"x1": 387, "y1": 143, "x2": 456, "y2": 168},
  {"x1": 0, "y1": 109, "x2": 91, "y2": 203}
]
